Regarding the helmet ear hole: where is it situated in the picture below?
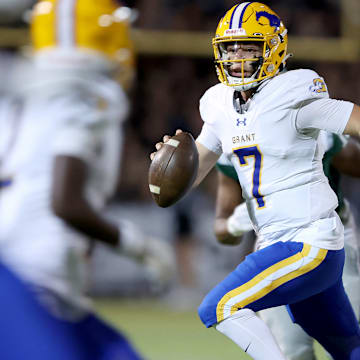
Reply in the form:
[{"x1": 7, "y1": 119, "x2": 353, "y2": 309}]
[
  {"x1": 267, "y1": 64, "x2": 275, "y2": 72},
  {"x1": 270, "y1": 38, "x2": 278, "y2": 46}
]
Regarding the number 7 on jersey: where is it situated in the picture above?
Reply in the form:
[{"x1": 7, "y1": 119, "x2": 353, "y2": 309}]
[{"x1": 233, "y1": 145, "x2": 265, "y2": 208}]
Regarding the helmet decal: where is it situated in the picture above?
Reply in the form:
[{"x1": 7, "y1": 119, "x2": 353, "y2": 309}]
[{"x1": 256, "y1": 11, "x2": 280, "y2": 31}]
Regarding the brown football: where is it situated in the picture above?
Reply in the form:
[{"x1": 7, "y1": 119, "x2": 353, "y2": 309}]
[{"x1": 148, "y1": 132, "x2": 199, "y2": 207}]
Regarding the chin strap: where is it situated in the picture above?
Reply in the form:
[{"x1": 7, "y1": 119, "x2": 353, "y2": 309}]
[
  {"x1": 283, "y1": 53, "x2": 293, "y2": 64},
  {"x1": 278, "y1": 53, "x2": 293, "y2": 73}
]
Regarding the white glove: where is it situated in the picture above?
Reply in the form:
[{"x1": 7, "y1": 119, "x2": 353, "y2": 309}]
[
  {"x1": 226, "y1": 203, "x2": 254, "y2": 237},
  {"x1": 143, "y1": 237, "x2": 176, "y2": 292},
  {"x1": 117, "y1": 219, "x2": 147, "y2": 259},
  {"x1": 117, "y1": 219, "x2": 175, "y2": 289}
]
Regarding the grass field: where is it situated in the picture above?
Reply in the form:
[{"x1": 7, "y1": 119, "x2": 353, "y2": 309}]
[{"x1": 95, "y1": 298, "x2": 328, "y2": 360}]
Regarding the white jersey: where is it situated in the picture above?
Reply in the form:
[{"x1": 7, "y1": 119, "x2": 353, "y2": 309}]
[
  {"x1": 0, "y1": 72, "x2": 128, "y2": 307},
  {"x1": 198, "y1": 69, "x2": 354, "y2": 250}
]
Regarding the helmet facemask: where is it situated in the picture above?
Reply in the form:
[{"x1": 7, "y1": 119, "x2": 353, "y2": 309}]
[
  {"x1": 213, "y1": 34, "x2": 285, "y2": 92},
  {"x1": 216, "y1": 39, "x2": 265, "y2": 91}
]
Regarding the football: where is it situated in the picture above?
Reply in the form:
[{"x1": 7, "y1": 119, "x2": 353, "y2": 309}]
[{"x1": 148, "y1": 132, "x2": 199, "y2": 208}]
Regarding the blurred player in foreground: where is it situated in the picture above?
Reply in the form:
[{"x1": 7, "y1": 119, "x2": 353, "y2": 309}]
[
  {"x1": 0, "y1": 1, "x2": 173, "y2": 359},
  {"x1": 151, "y1": 2, "x2": 360, "y2": 359},
  {"x1": 215, "y1": 132, "x2": 360, "y2": 360}
]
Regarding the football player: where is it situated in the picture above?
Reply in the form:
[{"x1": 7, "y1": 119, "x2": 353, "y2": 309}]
[
  {"x1": 0, "y1": 1, "x2": 173, "y2": 359},
  {"x1": 215, "y1": 132, "x2": 360, "y2": 360},
  {"x1": 150, "y1": 2, "x2": 360, "y2": 359}
]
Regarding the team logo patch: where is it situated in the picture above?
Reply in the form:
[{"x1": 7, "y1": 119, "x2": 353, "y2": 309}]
[{"x1": 309, "y1": 78, "x2": 327, "y2": 94}]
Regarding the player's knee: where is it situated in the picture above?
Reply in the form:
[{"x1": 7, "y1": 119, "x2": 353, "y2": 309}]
[
  {"x1": 198, "y1": 298, "x2": 216, "y2": 328},
  {"x1": 197, "y1": 300, "x2": 209, "y2": 326}
]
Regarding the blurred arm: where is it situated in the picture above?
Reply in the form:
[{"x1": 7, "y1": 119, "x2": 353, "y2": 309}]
[
  {"x1": 51, "y1": 155, "x2": 119, "y2": 247},
  {"x1": 344, "y1": 105, "x2": 360, "y2": 138},
  {"x1": 51, "y1": 155, "x2": 171, "y2": 267},
  {"x1": 214, "y1": 171, "x2": 244, "y2": 245},
  {"x1": 332, "y1": 138, "x2": 360, "y2": 177}
]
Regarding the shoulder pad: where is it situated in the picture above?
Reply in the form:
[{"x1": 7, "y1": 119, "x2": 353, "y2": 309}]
[{"x1": 285, "y1": 69, "x2": 329, "y2": 103}]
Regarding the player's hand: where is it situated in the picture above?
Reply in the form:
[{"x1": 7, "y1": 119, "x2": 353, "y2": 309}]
[
  {"x1": 117, "y1": 219, "x2": 175, "y2": 290},
  {"x1": 150, "y1": 129, "x2": 183, "y2": 161},
  {"x1": 117, "y1": 219, "x2": 147, "y2": 260},
  {"x1": 227, "y1": 203, "x2": 253, "y2": 236},
  {"x1": 143, "y1": 237, "x2": 176, "y2": 292},
  {"x1": 215, "y1": 219, "x2": 243, "y2": 246}
]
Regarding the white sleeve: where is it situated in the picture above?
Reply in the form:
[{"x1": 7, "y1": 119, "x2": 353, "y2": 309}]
[
  {"x1": 52, "y1": 94, "x2": 105, "y2": 163},
  {"x1": 196, "y1": 122, "x2": 222, "y2": 155},
  {"x1": 295, "y1": 98, "x2": 354, "y2": 135}
]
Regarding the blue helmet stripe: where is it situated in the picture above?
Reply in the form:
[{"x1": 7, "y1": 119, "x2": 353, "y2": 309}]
[
  {"x1": 229, "y1": 4, "x2": 241, "y2": 29},
  {"x1": 239, "y1": 2, "x2": 253, "y2": 28}
]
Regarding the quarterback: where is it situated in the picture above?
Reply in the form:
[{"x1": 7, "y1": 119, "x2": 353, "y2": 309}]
[
  {"x1": 151, "y1": 2, "x2": 360, "y2": 359},
  {"x1": 215, "y1": 131, "x2": 360, "y2": 360},
  {"x1": 0, "y1": 1, "x2": 172, "y2": 359}
]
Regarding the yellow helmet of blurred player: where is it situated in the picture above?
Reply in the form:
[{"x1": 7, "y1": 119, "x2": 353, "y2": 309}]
[
  {"x1": 31, "y1": 0, "x2": 135, "y2": 83},
  {"x1": 213, "y1": 2, "x2": 288, "y2": 91}
]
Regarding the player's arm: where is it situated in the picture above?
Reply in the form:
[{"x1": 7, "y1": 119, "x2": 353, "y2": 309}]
[
  {"x1": 214, "y1": 171, "x2": 243, "y2": 245},
  {"x1": 332, "y1": 138, "x2": 360, "y2": 177},
  {"x1": 51, "y1": 155, "x2": 150, "y2": 259},
  {"x1": 344, "y1": 105, "x2": 360, "y2": 138},
  {"x1": 52, "y1": 155, "x2": 174, "y2": 283},
  {"x1": 296, "y1": 99, "x2": 360, "y2": 137},
  {"x1": 193, "y1": 141, "x2": 219, "y2": 187},
  {"x1": 51, "y1": 155, "x2": 119, "y2": 246},
  {"x1": 51, "y1": 96, "x2": 147, "y2": 258}
]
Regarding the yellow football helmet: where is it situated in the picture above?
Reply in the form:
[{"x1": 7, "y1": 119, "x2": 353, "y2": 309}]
[
  {"x1": 30, "y1": 0, "x2": 135, "y2": 80},
  {"x1": 213, "y1": 2, "x2": 288, "y2": 91}
]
